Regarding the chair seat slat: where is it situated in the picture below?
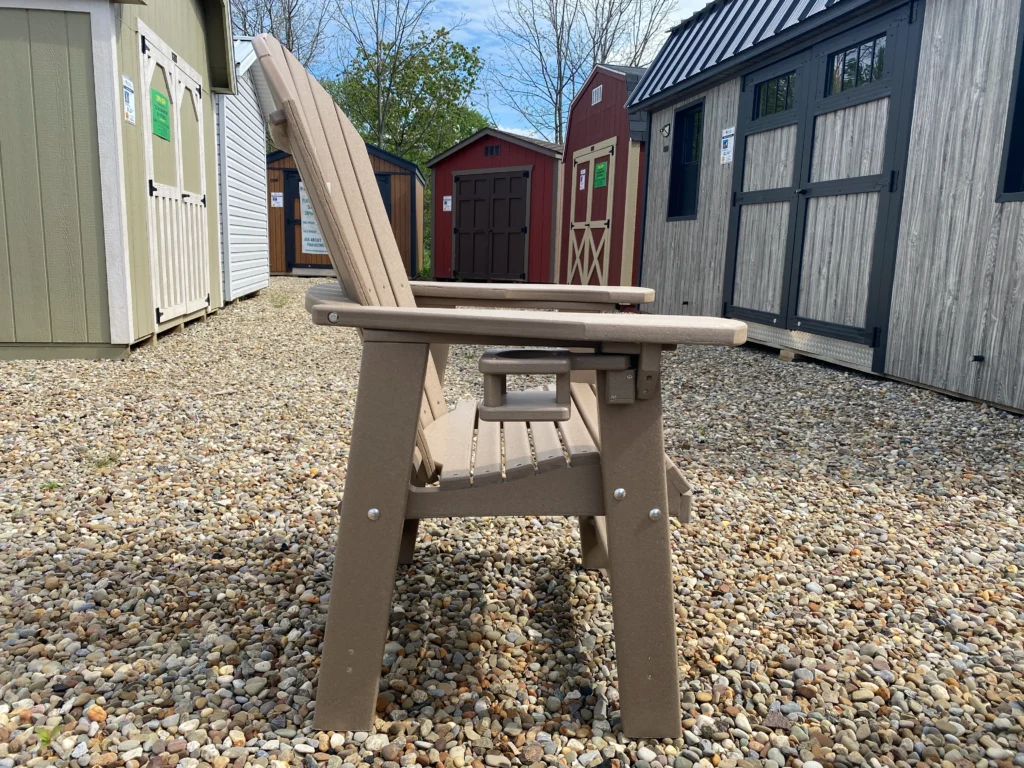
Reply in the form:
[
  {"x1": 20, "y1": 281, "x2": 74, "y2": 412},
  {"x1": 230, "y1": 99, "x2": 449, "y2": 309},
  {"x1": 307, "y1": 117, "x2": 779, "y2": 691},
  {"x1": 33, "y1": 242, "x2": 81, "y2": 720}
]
[
  {"x1": 436, "y1": 400, "x2": 476, "y2": 491},
  {"x1": 531, "y1": 420, "x2": 568, "y2": 472},
  {"x1": 473, "y1": 417, "x2": 503, "y2": 485},
  {"x1": 503, "y1": 421, "x2": 535, "y2": 480}
]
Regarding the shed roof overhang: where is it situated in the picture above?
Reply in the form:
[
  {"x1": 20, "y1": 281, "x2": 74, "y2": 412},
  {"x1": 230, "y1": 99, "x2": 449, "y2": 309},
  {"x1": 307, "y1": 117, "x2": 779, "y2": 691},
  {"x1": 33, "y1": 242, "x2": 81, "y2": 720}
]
[
  {"x1": 426, "y1": 128, "x2": 563, "y2": 168},
  {"x1": 627, "y1": 0, "x2": 897, "y2": 114},
  {"x1": 202, "y1": 0, "x2": 235, "y2": 93}
]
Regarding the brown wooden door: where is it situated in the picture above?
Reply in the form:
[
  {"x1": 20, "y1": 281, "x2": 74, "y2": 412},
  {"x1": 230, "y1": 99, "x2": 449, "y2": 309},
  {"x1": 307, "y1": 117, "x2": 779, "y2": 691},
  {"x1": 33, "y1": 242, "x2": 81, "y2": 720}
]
[{"x1": 453, "y1": 171, "x2": 530, "y2": 280}]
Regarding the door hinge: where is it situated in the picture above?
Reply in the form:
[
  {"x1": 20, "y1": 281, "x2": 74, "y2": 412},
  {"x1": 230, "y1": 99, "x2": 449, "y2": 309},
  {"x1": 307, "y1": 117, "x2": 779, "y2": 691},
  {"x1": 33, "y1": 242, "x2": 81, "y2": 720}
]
[
  {"x1": 453, "y1": 227, "x2": 459, "y2": 234},
  {"x1": 206, "y1": 293, "x2": 211, "y2": 306},
  {"x1": 201, "y1": 194, "x2": 207, "y2": 207},
  {"x1": 521, "y1": 227, "x2": 528, "y2": 233},
  {"x1": 197, "y1": 85, "x2": 202, "y2": 99},
  {"x1": 148, "y1": 179, "x2": 156, "y2": 196},
  {"x1": 609, "y1": 146, "x2": 614, "y2": 155},
  {"x1": 155, "y1": 307, "x2": 162, "y2": 324},
  {"x1": 141, "y1": 35, "x2": 149, "y2": 54},
  {"x1": 889, "y1": 170, "x2": 899, "y2": 193},
  {"x1": 454, "y1": 175, "x2": 460, "y2": 182},
  {"x1": 731, "y1": 191, "x2": 737, "y2": 207},
  {"x1": 523, "y1": 170, "x2": 530, "y2": 178}
]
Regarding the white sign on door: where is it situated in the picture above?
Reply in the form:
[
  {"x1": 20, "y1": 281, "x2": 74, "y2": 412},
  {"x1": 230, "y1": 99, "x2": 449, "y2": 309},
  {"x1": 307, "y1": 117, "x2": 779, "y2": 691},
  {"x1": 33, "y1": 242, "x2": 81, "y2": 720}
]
[
  {"x1": 721, "y1": 126, "x2": 736, "y2": 164},
  {"x1": 270, "y1": 191, "x2": 283, "y2": 208},
  {"x1": 299, "y1": 182, "x2": 328, "y2": 255},
  {"x1": 122, "y1": 75, "x2": 136, "y2": 125},
  {"x1": 442, "y1": 195, "x2": 452, "y2": 212},
  {"x1": 579, "y1": 167, "x2": 587, "y2": 190}
]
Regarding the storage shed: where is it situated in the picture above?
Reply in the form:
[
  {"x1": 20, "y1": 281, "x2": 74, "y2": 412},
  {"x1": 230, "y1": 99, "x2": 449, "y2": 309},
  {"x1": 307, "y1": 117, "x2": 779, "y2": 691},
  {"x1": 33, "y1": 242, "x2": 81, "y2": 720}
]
[
  {"x1": 214, "y1": 38, "x2": 271, "y2": 301},
  {"x1": 427, "y1": 128, "x2": 562, "y2": 282},
  {"x1": 631, "y1": 0, "x2": 1024, "y2": 412},
  {"x1": 558, "y1": 65, "x2": 647, "y2": 287},
  {"x1": 0, "y1": 0, "x2": 233, "y2": 359},
  {"x1": 267, "y1": 147, "x2": 425, "y2": 276}
]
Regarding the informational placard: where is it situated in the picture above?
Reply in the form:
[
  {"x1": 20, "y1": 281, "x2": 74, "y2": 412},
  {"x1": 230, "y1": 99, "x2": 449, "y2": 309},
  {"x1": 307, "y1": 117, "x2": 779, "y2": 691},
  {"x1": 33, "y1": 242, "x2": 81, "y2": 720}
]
[
  {"x1": 579, "y1": 166, "x2": 587, "y2": 191},
  {"x1": 442, "y1": 195, "x2": 452, "y2": 212},
  {"x1": 594, "y1": 160, "x2": 608, "y2": 188},
  {"x1": 721, "y1": 126, "x2": 736, "y2": 164},
  {"x1": 299, "y1": 182, "x2": 328, "y2": 255},
  {"x1": 122, "y1": 76, "x2": 136, "y2": 125},
  {"x1": 151, "y1": 89, "x2": 171, "y2": 141},
  {"x1": 270, "y1": 192, "x2": 283, "y2": 208}
]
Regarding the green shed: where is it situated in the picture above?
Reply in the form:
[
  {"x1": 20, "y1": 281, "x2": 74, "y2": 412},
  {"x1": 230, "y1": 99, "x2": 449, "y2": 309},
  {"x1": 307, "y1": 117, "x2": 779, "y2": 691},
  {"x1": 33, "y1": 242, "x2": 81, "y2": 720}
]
[{"x1": 0, "y1": 0, "x2": 234, "y2": 359}]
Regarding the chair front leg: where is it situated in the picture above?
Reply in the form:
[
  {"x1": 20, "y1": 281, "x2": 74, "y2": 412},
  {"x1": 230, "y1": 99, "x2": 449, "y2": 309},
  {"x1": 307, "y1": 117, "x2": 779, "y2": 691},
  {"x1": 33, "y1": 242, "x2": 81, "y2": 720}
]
[
  {"x1": 596, "y1": 369, "x2": 682, "y2": 738},
  {"x1": 314, "y1": 341, "x2": 428, "y2": 732}
]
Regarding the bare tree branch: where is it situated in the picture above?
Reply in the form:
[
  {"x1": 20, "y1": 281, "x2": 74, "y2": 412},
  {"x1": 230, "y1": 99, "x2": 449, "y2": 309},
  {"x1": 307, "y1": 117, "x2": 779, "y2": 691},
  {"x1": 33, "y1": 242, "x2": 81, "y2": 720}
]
[
  {"x1": 582, "y1": 0, "x2": 674, "y2": 69},
  {"x1": 230, "y1": 0, "x2": 333, "y2": 69}
]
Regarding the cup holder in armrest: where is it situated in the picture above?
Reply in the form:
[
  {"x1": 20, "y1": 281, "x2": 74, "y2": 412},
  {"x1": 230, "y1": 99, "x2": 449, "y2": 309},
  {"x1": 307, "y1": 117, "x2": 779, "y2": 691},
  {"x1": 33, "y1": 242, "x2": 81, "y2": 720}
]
[{"x1": 478, "y1": 349, "x2": 571, "y2": 422}]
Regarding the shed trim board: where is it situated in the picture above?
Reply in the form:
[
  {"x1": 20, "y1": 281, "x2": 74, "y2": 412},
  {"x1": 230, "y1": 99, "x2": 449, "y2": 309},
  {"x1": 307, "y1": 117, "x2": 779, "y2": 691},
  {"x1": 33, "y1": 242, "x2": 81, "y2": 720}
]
[
  {"x1": 425, "y1": 127, "x2": 562, "y2": 168},
  {"x1": 0, "y1": 0, "x2": 133, "y2": 343}
]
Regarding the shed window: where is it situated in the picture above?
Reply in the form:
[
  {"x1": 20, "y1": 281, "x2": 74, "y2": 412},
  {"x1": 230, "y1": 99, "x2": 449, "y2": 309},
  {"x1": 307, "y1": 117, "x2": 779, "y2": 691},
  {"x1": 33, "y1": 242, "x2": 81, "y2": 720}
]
[
  {"x1": 668, "y1": 102, "x2": 703, "y2": 219},
  {"x1": 827, "y1": 34, "x2": 886, "y2": 95},
  {"x1": 592, "y1": 84, "x2": 603, "y2": 105},
  {"x1": 484, "y1": 144, "x2": 500, "y2": 157},
  {"x1": 754, "y1": 71, "x2": 796, "y2": 119},
  {"x1": 1000, "y1": 5, "x2": 1024, "y2": 199}
]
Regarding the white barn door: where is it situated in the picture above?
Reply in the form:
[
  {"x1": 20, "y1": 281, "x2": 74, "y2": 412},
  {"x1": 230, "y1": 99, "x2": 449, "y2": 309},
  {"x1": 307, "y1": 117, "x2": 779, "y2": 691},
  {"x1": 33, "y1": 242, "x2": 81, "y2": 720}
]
[{"x1": 138, "y1": 22, "x2": 209, "y2": 326}]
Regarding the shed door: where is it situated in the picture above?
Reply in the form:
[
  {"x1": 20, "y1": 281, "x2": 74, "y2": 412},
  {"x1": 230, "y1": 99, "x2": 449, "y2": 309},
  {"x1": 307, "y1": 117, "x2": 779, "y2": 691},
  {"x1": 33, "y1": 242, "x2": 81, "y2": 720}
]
[
  {"x1": 567, "y1": 139, "x2": 616, "y2": 286},
  {"x1": 724, "y1": 6, "x2": 915, "y2": 349},
  {"x1": 375, "y1": 173, "x2": 392, "y2": 220},
  {"x1": 138, "y1": 23, "x2": 209, "y2": 326},
  {"x1": 453, "y1": 170, "x2": 530, "y2": 280}
]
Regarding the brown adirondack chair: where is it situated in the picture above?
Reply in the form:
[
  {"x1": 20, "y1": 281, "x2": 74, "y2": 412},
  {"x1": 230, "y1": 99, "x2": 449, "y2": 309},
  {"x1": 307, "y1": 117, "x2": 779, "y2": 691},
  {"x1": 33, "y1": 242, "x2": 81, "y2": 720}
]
[{"x1": 252, "y1": 35, "x2": 747, "y2": 739}]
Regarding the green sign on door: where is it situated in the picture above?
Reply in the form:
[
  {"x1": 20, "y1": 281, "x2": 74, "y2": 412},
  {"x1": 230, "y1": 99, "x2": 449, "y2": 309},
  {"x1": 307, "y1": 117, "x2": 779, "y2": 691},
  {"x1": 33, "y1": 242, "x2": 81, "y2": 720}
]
[
  {"x1": 151, "y1": 89, "x2": 171, "y2": 141},
  {"x1": 594, "y1": 160, "x2": 608, "y2": 188}
]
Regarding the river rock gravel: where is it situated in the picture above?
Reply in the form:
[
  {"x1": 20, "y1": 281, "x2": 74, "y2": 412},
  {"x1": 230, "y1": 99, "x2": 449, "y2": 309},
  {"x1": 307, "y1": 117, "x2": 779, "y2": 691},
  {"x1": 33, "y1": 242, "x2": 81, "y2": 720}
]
[{"x1": 0, "y1": 277, "x2": 1022, "y2": 768}]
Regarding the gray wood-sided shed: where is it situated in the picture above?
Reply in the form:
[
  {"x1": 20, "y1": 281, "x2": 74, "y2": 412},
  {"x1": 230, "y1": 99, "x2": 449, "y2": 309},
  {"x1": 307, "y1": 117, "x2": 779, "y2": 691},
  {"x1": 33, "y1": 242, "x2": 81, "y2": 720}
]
[{"x1": 630, "y1": 0, "x2": 1024, "y2": 412}]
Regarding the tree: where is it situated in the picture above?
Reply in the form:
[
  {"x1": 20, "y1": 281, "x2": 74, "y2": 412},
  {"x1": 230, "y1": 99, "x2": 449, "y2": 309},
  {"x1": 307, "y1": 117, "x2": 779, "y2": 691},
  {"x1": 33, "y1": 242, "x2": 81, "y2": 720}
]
[
  {"x1": 486, "y1": 0, "x2": 591, "y2": 144},
  {"x1": 325, "y1": 28, "x2": 488, "y2": 168},
  {"x1": 583, "y1": 0, "x2": 674, "y2": 68},
  {"x1": 230, "y1": 0, "x2": 332, "y2": 69}
]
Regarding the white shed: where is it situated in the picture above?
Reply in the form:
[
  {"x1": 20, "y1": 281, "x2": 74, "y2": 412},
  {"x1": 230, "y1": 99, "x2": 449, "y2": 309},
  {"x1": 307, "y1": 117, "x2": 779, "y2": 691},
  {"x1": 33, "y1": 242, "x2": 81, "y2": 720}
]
[{"x1": 215, "y1": 37, "x2": 270, "y2": 301}]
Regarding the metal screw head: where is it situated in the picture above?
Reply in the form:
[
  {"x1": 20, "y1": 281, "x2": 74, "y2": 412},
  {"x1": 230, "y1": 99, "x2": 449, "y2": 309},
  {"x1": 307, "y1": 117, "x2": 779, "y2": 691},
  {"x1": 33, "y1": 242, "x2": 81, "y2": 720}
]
[
  {"x1": 367, "y1": 508, "x2": 380, "y2": 521},
  {"x1": 613, "y1": 488, "x2": 626, "y2": 501},
  {"x1": 649, "y1": 508, "x2": 663, "y2": 521},
  {"x1": 328, "y1": 312, "x2": 340, "y2": 323}
]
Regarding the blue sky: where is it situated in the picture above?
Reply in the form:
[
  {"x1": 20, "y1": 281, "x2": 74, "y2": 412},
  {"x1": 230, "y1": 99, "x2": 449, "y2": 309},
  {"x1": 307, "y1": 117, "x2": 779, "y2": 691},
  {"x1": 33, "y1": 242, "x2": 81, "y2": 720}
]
[{"x1": 433, "y1": 0, "x2": 709, "y2": 137}]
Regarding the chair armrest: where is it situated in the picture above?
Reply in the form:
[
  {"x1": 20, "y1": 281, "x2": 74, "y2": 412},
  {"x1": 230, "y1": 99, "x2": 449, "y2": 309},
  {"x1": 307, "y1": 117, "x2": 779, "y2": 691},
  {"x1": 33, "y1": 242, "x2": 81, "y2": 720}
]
[
  {"x1": 411, "y1": 281, "x2": 655, "y2": 307},
  {"x1": 308, "y1": 298, "x2": 747, "y2": 347}
]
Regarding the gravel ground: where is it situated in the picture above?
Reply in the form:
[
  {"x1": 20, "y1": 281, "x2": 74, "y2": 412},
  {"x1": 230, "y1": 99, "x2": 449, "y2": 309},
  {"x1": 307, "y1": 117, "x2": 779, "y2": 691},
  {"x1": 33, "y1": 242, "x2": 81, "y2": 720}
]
[{"x1": 1, "y1": 276, "x2": 1022, "y2": 768}]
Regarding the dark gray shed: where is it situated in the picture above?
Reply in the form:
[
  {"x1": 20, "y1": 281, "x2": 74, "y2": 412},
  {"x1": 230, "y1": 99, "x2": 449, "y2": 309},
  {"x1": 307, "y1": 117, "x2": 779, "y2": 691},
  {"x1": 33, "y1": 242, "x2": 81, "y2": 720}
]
[{"x1": 631, "y1": 0, "x2": 1024, "y2": 412}]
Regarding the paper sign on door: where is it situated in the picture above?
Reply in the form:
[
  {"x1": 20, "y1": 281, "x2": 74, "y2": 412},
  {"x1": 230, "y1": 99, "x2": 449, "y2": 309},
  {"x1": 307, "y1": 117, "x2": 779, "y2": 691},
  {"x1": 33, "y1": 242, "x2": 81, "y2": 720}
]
[
  {"x1": 579, "y1": 167, "x2": 587, "y2": 190},
  {"x1": 721, "y1": 126, "x2": 736, "y2": 164},
  {"x1": 299, "y1": 182, "x2": 328, "y2": 255},
  {"x1": 442, "y1": 195, "x2": 452, "y2": 212},
  {"x1": 270, "y1": 192, "x2": 283, "y2": 208},
  {"x1": 123, "y1": 76, "x2": 136, "y2": 125}
]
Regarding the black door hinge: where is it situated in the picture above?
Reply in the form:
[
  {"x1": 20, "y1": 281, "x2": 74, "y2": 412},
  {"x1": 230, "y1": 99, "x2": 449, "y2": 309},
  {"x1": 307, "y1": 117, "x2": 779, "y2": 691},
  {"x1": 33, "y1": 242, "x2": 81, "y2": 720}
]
[
  {"x1": 197, "y1": 85, "x2": 202, "y2": 99},
  {"x1": 889, "y1": 170, "x2": 899, "y2": 193},
  {"x1": 206, "y1": 293, "x2": 211, "y2": 306},
  {"x1": 155, "y1": 307, "x2": 162, "y2": 324},
  {"x1": 453, "y1": 227, "x2": 459, "y2": 234},
  {"x1": 521, "y1": 227, "x2": 528, "y2": 233},
  {"x1": 141, "y1": 35, "x2": 149, "y2": 54},
  {"x1": 201, "y1": 194, "x2": 207, "y2": 207},
  {"x1": 731, "y1": 191, "x2": 737, "y2": 207},
  {"x1": 523, "y1": 170, "x2": 530, "y2": 178},
  {"x1": 454, "y1": 175, "x2": 460, "y2": 182},
  {"x1": 609, "y1": 146, "x2": 614, "y2": 155},
  {"x1": 149, "y1": 179, "x2": 157, "y2": 196}
]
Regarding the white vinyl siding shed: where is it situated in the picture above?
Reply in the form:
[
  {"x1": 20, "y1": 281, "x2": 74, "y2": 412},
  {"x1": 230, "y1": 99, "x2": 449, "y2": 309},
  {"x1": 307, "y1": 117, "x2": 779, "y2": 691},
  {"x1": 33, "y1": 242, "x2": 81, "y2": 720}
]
[{"x1": 215, "y1": 38, "x2": 270, "y2": 301}]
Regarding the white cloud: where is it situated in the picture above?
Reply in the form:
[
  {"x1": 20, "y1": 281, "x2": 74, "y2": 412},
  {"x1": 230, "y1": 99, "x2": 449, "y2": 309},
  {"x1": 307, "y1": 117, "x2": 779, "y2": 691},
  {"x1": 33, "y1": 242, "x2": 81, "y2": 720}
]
[{"x1": 497, "y1": 125, "x2": 546, "y2": 140}]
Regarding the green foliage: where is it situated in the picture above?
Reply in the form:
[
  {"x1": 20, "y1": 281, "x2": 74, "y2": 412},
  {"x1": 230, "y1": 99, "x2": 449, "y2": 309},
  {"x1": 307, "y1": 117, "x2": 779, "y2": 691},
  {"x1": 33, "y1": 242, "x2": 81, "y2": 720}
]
[
  {"x1": 323, "y1": 28, "x2": 490, "y2": 171},
  {"x1": 34, "y1": 725, "x2": 61, "y2": 750},
  {"x1": 40, "y1": 481, "x2": 59, "y2": 491}
]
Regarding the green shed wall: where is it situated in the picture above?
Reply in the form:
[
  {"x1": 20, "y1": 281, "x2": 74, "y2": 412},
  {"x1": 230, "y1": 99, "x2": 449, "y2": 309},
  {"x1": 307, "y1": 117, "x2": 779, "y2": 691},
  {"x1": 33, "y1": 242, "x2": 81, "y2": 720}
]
[
  {"x1": 114, "y1": 0, "x2": 224, "y2": 342},
  {"x1": 0, "y1": 8, "x2": 110, "y2": 345}
]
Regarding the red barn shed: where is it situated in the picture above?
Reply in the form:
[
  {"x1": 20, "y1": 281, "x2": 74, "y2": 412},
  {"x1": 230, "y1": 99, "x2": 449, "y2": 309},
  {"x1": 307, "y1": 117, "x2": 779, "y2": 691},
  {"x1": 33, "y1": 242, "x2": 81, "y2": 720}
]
[
  {"x1": 428, "y1": 128, "x2": 562, "y2": 282},
  {"x1": 558, "y1": 65, "x2": 647, "y2": 287}
]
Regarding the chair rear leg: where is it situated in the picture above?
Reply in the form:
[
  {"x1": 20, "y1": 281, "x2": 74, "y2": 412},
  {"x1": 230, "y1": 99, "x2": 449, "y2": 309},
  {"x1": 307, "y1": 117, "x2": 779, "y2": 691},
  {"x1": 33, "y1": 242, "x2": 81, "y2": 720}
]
[
  {"x1": 578, "y1": 516, "x2": 608, "y2": 570},
  {"x1": 596, "y1": 371, "x2": 682, "y2": 739},
  {"x1": 398, "y1": 518, "x2": 420, "y2": 565},
  {"x1": 314, "y1": 341, "x2": 429, "y2": 732}
]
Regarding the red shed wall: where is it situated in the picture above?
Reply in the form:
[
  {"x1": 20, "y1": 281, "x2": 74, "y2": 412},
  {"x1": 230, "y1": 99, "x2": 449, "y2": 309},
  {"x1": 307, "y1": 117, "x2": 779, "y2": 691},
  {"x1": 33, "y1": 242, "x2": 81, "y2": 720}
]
[
  {"x1": 432, "y1": 135, "x2": 558, "y2": 282},
  {"x1": 558, "y1": 70, "x2": 644, "y2": 286}
]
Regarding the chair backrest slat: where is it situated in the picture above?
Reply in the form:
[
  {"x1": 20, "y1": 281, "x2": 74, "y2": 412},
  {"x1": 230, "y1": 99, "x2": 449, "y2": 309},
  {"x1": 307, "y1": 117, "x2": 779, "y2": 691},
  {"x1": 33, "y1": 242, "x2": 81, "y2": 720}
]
[{"x1": 253, "y1": 34, "x2": 448, "y2": 471}]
